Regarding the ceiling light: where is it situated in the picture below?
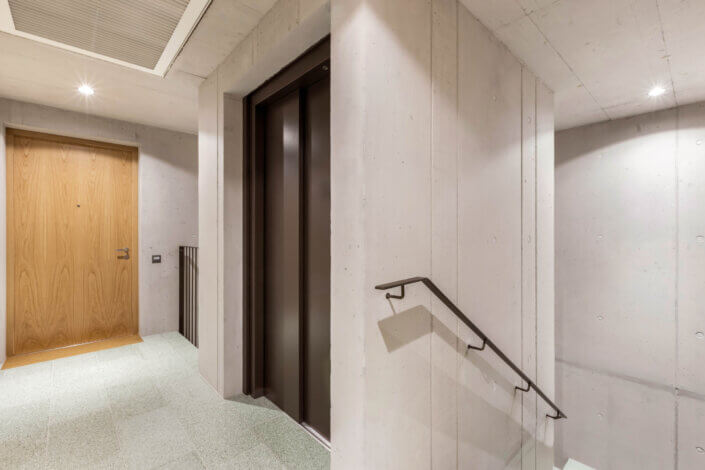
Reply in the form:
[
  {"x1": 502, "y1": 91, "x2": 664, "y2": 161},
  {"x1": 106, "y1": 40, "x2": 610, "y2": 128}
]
[
  {"x1": 648, "y1": 86, "x2": 666, "y2": 97},
  {"x1": 78, "y1": 84, "x2": 94, "y2": 96}
]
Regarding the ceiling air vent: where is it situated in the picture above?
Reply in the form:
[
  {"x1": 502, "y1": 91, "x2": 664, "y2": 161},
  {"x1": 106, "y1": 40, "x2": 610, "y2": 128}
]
[{"x1": 0, "y1": 0, "x2": 211, "y2": 75}]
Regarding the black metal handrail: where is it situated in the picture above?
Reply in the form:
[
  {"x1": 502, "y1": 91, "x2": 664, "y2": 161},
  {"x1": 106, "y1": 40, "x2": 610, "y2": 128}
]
[{"x1": 375, "y1": 277, "x2": 566, "y2": 420}]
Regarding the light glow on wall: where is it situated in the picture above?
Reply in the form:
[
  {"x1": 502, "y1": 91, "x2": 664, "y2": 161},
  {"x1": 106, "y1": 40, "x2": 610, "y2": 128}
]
[
  {"x1": 78, "y1": 84, "x2": 95, "y2": 96},
  {"x1": 648, "y1": 85, "x2": 666, "y2": 97}
]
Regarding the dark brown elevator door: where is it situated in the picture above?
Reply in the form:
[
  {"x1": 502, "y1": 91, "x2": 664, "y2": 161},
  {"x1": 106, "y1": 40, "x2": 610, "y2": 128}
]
[
  {"x1": 261, "y1": 75, "x2": 330, "y2": 439},
  {"x1": 263, "y1": 89, "x2": 302, "y2": 420},
  {"x1": 303, "y1": 77, "x2": 331, "y2": 438}
]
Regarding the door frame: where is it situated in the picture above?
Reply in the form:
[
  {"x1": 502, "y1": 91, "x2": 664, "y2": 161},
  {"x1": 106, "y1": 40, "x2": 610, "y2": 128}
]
[
  {"x1": 5, "y1": 127, "x2": 139, "y2": 357},
  {"x1": 243, "y1": 37, "x2": 330, "y2": 398}
]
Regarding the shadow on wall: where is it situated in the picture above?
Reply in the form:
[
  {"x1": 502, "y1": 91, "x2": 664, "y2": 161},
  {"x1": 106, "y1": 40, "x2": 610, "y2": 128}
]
[
  {"x1": 377, "y1": 304, "x2": 550, "y2": 466},
  {"x1": 555, "y1": 107, "x2": 683, "y2": 166}
]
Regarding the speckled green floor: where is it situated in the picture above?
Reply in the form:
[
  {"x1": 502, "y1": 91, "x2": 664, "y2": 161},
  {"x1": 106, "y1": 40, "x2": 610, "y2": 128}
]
[{"x1": 0, "y1": 333, "x2": 330, "y2": 469}]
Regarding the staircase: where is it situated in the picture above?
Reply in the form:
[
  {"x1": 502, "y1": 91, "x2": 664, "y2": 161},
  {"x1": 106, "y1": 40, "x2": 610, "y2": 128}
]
[{"x1": 555, "y1": 458, "x2": 596, "y2": 470}]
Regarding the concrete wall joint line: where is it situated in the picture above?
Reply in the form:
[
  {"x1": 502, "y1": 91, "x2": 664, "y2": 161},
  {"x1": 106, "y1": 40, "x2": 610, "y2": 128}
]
[
  {"x1": 533, "y1": 80, "x2": 539, "y2": 469},
  {"x1": 653, "y1": 0, "x2": 679, "y2": 107},
  {"x1": 520, "y1": 67, "x2": 525, "y2": 467},
  {"x1": 455, "y1": 5, "x2": 460, "y2": 469},
  {"x1": 216, "y1": 71, "x2": 221, "y2": 394},
  {"x1": 429, "y1": 2, "x2": 434, "y2": 468},
  {"x1": 673, "y1": 105, "x2": 680, "y2": 470},
  {"x1": 522, "y1": 11, "x2": 608, "y2": 122}
]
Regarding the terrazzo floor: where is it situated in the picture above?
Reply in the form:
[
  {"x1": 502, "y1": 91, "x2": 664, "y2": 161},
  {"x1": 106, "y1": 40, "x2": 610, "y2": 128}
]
[{"x1": 0, "y1": 332, "x2": 330, "y2": 469}]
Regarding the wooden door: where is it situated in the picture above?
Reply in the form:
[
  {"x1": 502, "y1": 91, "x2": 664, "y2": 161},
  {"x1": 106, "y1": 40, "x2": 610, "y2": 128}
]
[
  {"x1": 245, "y1": 38, "x2": 331, "y2": 441},
  {"x1": 6, "y1": 129, "x2": 138, "y2": 357}
]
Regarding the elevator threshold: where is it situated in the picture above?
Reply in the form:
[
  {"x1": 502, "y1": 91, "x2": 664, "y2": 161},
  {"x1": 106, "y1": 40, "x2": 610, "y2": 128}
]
[
  {"x1": 302, "y1": 422, "x2": 331, "y2": 450},
  {"x1": 1, "y1": 335, "x2": 143, "y2": 370}
]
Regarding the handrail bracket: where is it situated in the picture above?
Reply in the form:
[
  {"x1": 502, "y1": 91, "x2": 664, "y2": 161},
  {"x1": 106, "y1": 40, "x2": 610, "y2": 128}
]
[
  {"x1": 467, "y1": 338, "x2": 487, "y2": 351},
  {"x1": 385, "y1": 285, "x2": 405, "y2": 300}
]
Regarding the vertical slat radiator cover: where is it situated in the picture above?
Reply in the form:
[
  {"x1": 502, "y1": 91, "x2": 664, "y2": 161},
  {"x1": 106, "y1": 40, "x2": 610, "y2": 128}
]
[
  {"x1": 179, "y1": 245, "x2": 198, "y2": 347},
  {"x1": 7, "y1": 0, "x2": 190, "y2": 69}
]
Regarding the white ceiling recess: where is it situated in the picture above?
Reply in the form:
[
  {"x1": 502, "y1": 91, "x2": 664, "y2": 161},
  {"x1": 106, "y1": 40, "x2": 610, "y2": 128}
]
[
  {"x1": 0, "y1": 0, "x2": 211, "y2": 76},
  {"x1": 460, "y1": 0, "x2": 705, "y2": 130},
  {"x1": 0, "y1": 0, "x2": 276, "y2": 133}
]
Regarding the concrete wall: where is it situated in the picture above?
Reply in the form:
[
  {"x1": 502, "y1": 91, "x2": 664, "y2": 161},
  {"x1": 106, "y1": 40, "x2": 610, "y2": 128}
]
[
  {"x1": 331, "y1": 1, "x2": 554, "y2": 468},
  {"x1": 198, "y1": 0, "x2": 555, "y2": 468},
  {"x1": 555, "y1": 102, "x2": 705, "y2": 469},
  {"x1": 0, "y1": 98, "x2": 198, "y2": 366}
]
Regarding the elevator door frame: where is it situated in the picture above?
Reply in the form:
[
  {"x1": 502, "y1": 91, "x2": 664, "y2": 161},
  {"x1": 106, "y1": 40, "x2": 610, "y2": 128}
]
[{"x1": 243, "y1": 37, "x2": 330, "y2": 406}]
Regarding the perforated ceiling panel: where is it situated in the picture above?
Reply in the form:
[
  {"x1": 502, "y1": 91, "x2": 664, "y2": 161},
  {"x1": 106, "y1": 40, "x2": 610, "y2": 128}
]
[{"x1": 8, "y1": 0, "x2": 190, "y2": 69}]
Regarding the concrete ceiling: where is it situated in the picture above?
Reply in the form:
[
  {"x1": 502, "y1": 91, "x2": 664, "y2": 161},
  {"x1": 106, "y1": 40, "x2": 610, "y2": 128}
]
[
  {"x1": 460, "y1": 0, "x2": 705, "y2": 130},
  {"x1": 0, "y1": 0, "x2": 276, "y2": 134},
  {"x1": 2, "y1": 0, "x2": 703, "y2": 133}
]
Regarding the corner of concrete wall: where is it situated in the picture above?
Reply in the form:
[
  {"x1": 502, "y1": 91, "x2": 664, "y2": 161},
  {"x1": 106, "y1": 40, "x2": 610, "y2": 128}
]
[
  {"x1": 0, "y1": 121, "x2": 6, "y2": 368},
  {"x1": 198, "y1": 2, "x2": 556, "y2": 469},
  {"x1": 198, "y1": 74, "x2": 220, "y2": 391},
  {"x1": 329, "y1": 0, "x2": 367, "y2": 467},
  {"x1": 222, "y1": 94, "x2": 244, "y2": 398},
  {"x1": 536, "y1": 80, "x2": 556, "y2": 469},
  {"x1": 196, "y1": 0, "x2": 331, "y2": 398}
]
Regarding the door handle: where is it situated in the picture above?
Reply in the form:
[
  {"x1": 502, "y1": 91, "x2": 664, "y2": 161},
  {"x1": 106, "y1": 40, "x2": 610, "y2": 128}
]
[{"x1": 116, "y1": 248, "x2": 130, "y2": 260}]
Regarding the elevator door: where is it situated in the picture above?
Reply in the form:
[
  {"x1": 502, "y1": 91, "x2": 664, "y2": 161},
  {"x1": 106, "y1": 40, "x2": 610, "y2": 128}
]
[
  {"x1": 263, "y1": 89, "x2": 302, "y2": 421},
  {"x1": 255, "y1": 50, "x2": 331, "y2": 440},
  {"x1": 302, "y1": 77, "x2": 331, "y2": 438}
]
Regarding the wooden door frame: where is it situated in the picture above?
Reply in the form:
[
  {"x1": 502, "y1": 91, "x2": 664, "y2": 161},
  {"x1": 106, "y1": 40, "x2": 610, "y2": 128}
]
[
  {"x1": 5, "y1": 127, "x2": 139, "y2": 357},
  {"x1": 243, "y1": 37, "x2": 330, "y2": 398}
]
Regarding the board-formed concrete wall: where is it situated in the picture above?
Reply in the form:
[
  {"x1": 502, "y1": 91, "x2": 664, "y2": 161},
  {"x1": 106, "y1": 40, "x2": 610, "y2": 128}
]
[
  {"x1": 198, "y1": 0, "x2": 555, "y2": 468},
  {"x1": 331, "y1": 1, "x2": 554, "y2": 468},
  {"x1": 0, "y1": 98, "x2": 198, "y2": 366},
  {"x1": 555, "y1": 102, "x2": 705, "y2": 469}
]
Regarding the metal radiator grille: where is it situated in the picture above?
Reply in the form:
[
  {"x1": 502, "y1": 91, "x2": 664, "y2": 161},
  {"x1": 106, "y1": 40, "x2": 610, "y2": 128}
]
[{"x1": 8, "y1": 0, "x2": 189, "y2": 69}]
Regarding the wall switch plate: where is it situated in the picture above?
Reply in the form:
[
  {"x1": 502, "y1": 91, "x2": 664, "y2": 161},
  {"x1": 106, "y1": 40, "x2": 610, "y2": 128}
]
[{"x1": 152, "y1": 255, "x2": 162, "y2": 264}]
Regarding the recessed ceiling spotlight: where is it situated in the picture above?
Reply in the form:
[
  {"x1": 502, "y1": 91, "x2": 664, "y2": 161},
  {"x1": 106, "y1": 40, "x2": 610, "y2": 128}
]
[
  {"x1": 78, "y1": 84, "x2": 94, "y2": 96},
  {"x1": 648, "y1": 86, "x2": 666, "y2": 97}
]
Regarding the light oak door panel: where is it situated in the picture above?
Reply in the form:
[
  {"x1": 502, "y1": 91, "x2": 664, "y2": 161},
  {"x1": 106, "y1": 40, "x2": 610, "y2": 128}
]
[
  {"x1": 80, "y1": 147, "x2": 134, "y2": 342},
  {"x1": 12, "y1": 135, "x2": 81, "y2": 354},
  {"x1": 7, "y1": 129, "x2": 138, "y2": 356}
]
